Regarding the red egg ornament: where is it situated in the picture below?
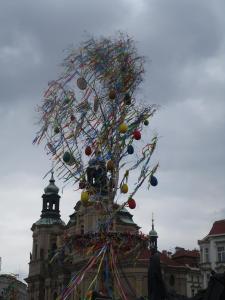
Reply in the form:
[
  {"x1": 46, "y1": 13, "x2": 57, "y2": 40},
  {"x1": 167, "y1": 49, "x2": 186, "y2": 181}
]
[
  {"x1": 128, "y1": 198, "x2": 136, "y2": 209},
  {"x1": 70, "y1": 115, "x2": 76, "y2": 122},
  {"x1": 133, "y1": 130, "x2": 141, "y2": 140},
  {"x1": 85, "y1": 146, "x2": 92, "y2": 156}
]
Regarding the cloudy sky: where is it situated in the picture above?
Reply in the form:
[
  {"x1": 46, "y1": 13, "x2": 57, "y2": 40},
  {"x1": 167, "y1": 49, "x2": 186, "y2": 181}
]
[{"x1": 0, "y1": 0, "x2": 224, "y2": 281}]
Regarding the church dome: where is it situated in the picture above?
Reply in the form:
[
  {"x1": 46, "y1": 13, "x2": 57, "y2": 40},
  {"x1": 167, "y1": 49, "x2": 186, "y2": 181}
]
[
  {"x1": 149, "y1": 228, "x2": 158, "y2": 237},
  {"x1": 44, "y1": 172, "x2": 59, "y2": 195}
]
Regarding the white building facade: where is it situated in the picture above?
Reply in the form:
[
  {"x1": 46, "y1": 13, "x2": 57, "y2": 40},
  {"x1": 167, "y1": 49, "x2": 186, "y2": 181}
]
[{"x1": 198, "y1": 219, "x2": 225, "y2": 288}]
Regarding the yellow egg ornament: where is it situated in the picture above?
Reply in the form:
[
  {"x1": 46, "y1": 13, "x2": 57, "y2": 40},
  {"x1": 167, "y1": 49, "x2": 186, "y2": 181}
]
[
  {"x1": 119, "y1": 123, "x2": 128, "y2": 134},
  {"x1": 81, "y1": 191, "x2": 89, "y2": 202},
  {"x1": 121, "y1": 183, "x2": 128, "y2": 193}
]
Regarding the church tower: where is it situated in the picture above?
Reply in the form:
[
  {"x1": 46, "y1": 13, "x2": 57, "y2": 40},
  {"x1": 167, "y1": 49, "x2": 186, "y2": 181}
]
[
  {"x1": 149, "y1": 214, "x2": 158, "y2": 254},
  {"x1": 25, "y1": 173, "x2": 65, "y2": 300}
]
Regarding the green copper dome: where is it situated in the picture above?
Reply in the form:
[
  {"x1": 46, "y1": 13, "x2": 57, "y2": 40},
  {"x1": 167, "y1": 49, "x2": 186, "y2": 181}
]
[
  {"x1": 149, "y1": 214, "x2": 158, "y2": 237},
  {"x1": 44, "y1": 172, "x2": 59, "y2": 195},
  {"x1": 149, "y1": 228, "x2": 158, "y2": 237}
]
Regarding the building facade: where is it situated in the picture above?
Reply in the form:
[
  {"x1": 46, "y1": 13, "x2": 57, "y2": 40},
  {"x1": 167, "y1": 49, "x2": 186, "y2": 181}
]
[
  {"x1": 198, "y1": 219, "x2": 225, "y2": 288},
  {"x1": 25, "y1": 173, "x2": 202, "y2": 299}
]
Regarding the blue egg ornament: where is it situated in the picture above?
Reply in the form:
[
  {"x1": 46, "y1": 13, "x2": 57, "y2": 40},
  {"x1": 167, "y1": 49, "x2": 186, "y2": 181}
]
[
  {"x1": 127, "y1": 145, "x2": 134, "y2": 154},
  {"x1": 150, "y1": 175, "x2": 158, "y2": 186}
]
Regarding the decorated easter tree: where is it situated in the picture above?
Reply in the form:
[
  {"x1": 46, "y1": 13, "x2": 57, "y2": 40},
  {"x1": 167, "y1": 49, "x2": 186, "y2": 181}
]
[
  {"x1": 34, "y1": 34, "x2": 159, "y2": 299},
  {"x1": 34, "y1": 34, "x2": 158, "y2": 208}
]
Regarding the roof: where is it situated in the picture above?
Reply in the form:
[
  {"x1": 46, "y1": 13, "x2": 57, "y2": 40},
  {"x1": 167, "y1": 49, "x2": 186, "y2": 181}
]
[
  {"x1": 35, "y1": 217, "x2": 65, "y2": 226},
  {"x1": 149, "y1": 229, "x2": 158, "y2": 237},
  {"x1": 137, "y1": 249, "x2": 183, "y2": 267},
  {"x1": 119, "y1": 216, "x2": 135, "y2": 225},
  {"x1": 172, "y1": 249, "x2": 199, "y2": 259},
  {"x1": 208, "y1": 219, "x2": 225, "y2": 235},
  {"x1": 0, "y1": 274, "x2": 27, "y2": 287},
  {"x1": 160, "y1": 252, "x2": 182, "y2": 267}
]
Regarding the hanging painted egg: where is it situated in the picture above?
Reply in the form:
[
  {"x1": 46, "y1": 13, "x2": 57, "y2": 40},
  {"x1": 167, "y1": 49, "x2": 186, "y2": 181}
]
[
  {"x1": 121, "y1": 184, "x2": 128, "y2": 193},
  {"x1": 127, "y1": 145, "x2": 134, "y2": 154},
  {"x1": 77, "y1": 77, "x2": 87, "y2": 90},
  {"x1": 124, "y1": 93, "x2": 131, "y2": 105},
  {"x1": 133, "y1": 130, "x2": 141, "y2": 140},
  {"x1": 81, "y1": 191, "x2": 89, "y2": 202},
  {"x1": 85, "y1": 146, "x2": 92, "y2": 156},
  {"x1": 70, "y1": 115, "x2": 75, "y2": 122},
  {"x1": 107, "y1": 160, "x2": 115, "y2": 171},
  {"x1": 119, "y1": 123, "x2": 128, "y2": 134},
  {"x1": 63, "y1": 151, "x2": 71, "y2": 163},
  {"x1": 54, "y1": 126, "x2": 60, "y2": 134},
  {"x1": 109, "y1": 90, "x2": 116, "y2": 100},
  {"x1": 144, "y1": 119, "x2": 149, "y2": 126},
  {"x1": 128, "y1": 198, "x2": 136, "y2": 209},
  {"x1": 150, "y1": 176, "x2": 158, "y2": 186}
]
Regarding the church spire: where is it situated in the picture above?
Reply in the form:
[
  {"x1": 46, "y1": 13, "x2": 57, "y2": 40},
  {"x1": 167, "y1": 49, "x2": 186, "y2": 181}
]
[
  {"x1": 149, "y1": 213, "x2": 158, "y2": 254},
  {"x1": 152, "y1": 212, "x2": 155, "y2": 230}
]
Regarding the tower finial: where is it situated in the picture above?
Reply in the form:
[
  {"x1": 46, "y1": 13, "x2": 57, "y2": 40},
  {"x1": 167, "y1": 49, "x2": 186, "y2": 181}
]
[
  {"x1": 50, "y1": 170, "x2": 54, "y2": 182},
  {"x1": 152, "y1": 212, "x2": 154, "y2": 230}
]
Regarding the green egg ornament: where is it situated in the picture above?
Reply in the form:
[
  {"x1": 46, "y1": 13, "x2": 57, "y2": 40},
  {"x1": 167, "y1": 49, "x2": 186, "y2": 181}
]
[
  {"x1": 144, "y1": 119, "x2": 149, "y2": 126},
  {"x1": 124, "y1": 93, "x2": 131, "y2": 105},
  {"x1": 54, "y1": 126, "x2": 60, "y2": 134},
  {"x1": 63, "y1": 151, "x2": 71, "y2": 163}
]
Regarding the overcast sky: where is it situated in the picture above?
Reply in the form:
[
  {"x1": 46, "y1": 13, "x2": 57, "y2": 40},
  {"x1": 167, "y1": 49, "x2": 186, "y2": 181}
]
[{"x1": 0, "y1": 0, "x2": 224, "y2": 281}]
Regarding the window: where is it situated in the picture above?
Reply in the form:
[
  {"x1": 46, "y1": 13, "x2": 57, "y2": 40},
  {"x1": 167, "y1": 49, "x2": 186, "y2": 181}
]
[
  {"x1": 204, "y1": 248, "x2": 209, "y2": 262},
  {"x1": 217, "y1": 246, "x2": 225, "y2": 262}
]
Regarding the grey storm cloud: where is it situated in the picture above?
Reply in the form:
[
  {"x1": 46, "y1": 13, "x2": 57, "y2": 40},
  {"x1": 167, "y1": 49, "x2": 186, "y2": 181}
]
[{"x1": 0, "y1": 0, "x2": 224, "y2": 278}]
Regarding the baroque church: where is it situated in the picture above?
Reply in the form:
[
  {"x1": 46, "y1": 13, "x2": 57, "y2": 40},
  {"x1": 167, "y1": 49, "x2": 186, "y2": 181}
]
[{"x1": 25, "y1": 163, "x2": 201, "y2": 299}]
